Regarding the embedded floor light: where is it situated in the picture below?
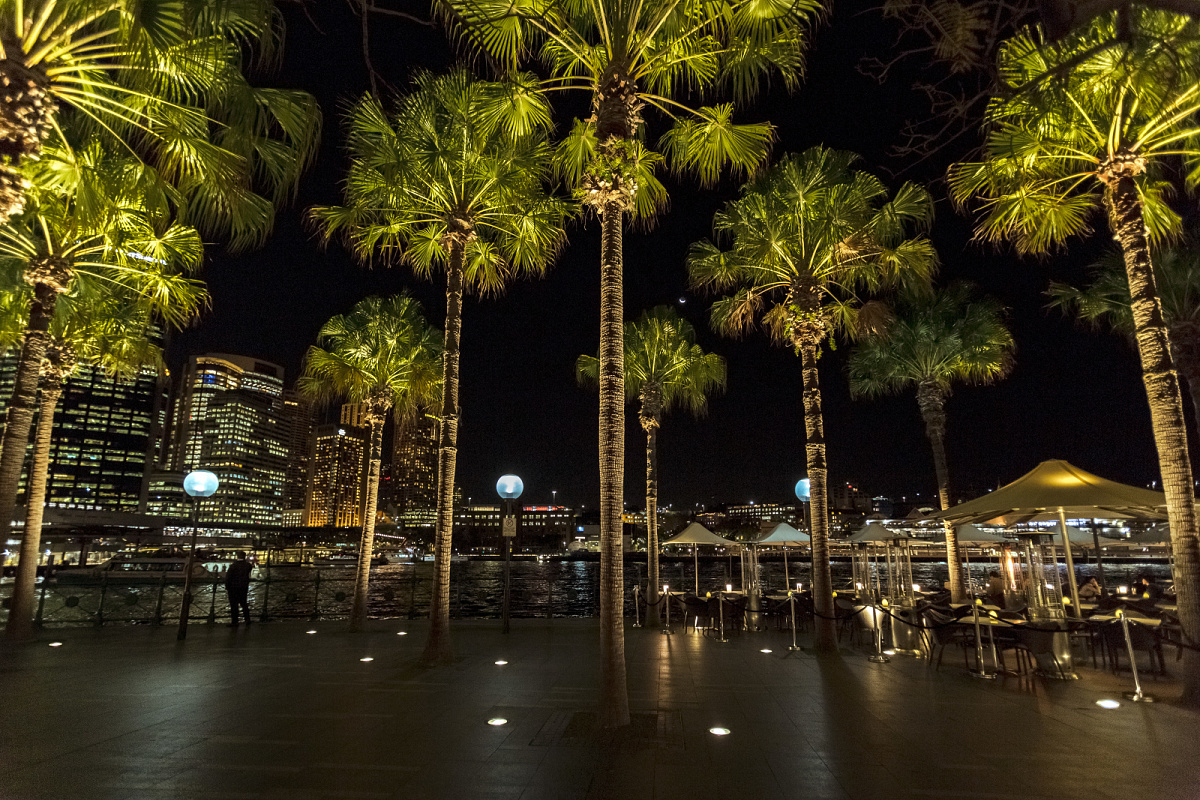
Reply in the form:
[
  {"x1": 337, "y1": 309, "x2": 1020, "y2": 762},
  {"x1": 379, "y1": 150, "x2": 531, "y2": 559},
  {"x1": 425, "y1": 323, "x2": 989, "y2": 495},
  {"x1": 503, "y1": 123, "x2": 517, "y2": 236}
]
[
  {"x1": 495, "y1": 660, "x2": 508, "y2": 665},
  {"x1": 760, "y1": 649, "x2": 772, "y2": 654},
  {"x1": 48, "y1": 641, "x2": 62, "y2": 647},
  {"x1": 708, "y1": 727, "x2": 731, "y2": 736},
  {"x1": 359, "y1": 657, "x2": 374, "y2": 662},
  {"x1": 487, "y1": 718, "x2": 508, "y2": 726},
  {"x1": 306, "y1": 630, "x2": 317, "y2": 635},
  {"x1": 1096, "y1": 699, "x2": 1121, "y2": 709},
  {"x1": 396, "y1": 631, "x2": 408, "y2": 636}
]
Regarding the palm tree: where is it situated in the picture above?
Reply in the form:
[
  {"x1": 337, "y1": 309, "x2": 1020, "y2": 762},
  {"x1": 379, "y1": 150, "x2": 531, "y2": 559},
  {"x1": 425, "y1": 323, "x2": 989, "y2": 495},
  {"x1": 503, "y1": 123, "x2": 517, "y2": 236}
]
[
  {"x1": 1049, "y1": 243, "x2": 1200, "y2": 435},
  {"x1": 0, "y1": 139, "x2": 205, "y2": 569},
  {"x1": 577, "y1": 306, "x2": 726, "y2": 626},
  {"x1": 0, "y1": 0, "x2": 320, "y2": 236},
  {"x1": 847, "y1": 283, "x2": 1014, "y2": 602},
  {"x1": 948, "y1": 10, "x2": 1200, "y2": 704},
  {"x1": 441, "y1": 0, "x2": 821, "y2": 727},
  {"x1": 299, "y1": 294, "x2": 442, "y2": 633},
  {"x1": 5, "y1": 291, "x2": 173, "y2": 640},
  {"x1": 688, "y1": 146, "x2": 937, "y2": 652},
  {"x1": 310, "y1": 70, "x2": 568, "y2": 664}
]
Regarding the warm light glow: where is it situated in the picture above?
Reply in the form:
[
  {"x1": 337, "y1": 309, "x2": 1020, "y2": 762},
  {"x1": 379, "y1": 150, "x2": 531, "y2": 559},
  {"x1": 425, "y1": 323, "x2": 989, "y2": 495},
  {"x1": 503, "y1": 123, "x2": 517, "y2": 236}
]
[
  {"x1": 1118, "y1": 585, "x2": 1129, "y2": 595},
  {"x1": 663, "y1": 584, "x2": 669, "y2": 594},
  {"x1": 1096, "y1": 699, "x2": 1121, "y2": 709},
  {"x1": 726, "y1": 583, "x2": 732, "y2": 592},
  {"x1": 884, "y1": 649, "x2": 897, "y2": 656},
  {"x1": 796, "y1": 583, "x2": 802, "y2": 591},
  {"x1": 48, "y1": 642, "x2": 62, "y2": 647},
  {"x1": 396, "y1": 631, "x2": 407, "y2": 636},
  {"x1": 359, "y1": 657, "x2": 374, "y2": 662},
  {"x1": 912, "y1": 584, "x2": 920, "y2": 592},
  {"x1": 760, "y1": 649, "x2": 772, "y2": 654},
  {"x1": 495, "y1": 660, "x2": 508, "y2": 665},
  {"x1": 709, "y1": 727, "x2": 731, "y2": 736},
  {"x1": 306, "y1": 630, "x2": 317, "y2": 635},
  {"x1": 488, "y1": 718, "x2": 508, "y2": 726}
]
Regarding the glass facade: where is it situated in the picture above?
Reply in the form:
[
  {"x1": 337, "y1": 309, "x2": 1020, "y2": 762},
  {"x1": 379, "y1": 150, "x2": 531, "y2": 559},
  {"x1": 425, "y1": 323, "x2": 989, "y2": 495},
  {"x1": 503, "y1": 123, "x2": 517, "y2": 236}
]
[{"x1": 304, "y1": 423, "x2": 368, "y2": 527}]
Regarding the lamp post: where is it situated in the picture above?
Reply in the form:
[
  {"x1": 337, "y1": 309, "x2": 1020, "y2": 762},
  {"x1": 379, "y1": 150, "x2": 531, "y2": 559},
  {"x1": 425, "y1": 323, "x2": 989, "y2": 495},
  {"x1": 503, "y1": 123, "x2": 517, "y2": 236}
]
[
  {"x1": 496, "y1": 474, "x2": 523, "y2": 634},
  {"x1": 178, "y1": 470, "x2": 219, "y2": 641},
  {"x1": 794, "y1": 478, "x2": 810, "y2": 531}
]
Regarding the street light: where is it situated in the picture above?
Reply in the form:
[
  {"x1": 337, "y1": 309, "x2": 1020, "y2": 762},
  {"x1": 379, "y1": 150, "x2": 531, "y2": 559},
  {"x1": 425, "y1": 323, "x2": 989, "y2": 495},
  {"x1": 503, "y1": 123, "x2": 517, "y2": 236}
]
[
  {"x1": 496, "y1": 474, "x2": 523, "y2": 634},
  {"x1": 795, "y1": 478, "x2": 811, "y2": 533},
  {"x1": 178, "y1": 470, "x2": 219, "y2": 641}
]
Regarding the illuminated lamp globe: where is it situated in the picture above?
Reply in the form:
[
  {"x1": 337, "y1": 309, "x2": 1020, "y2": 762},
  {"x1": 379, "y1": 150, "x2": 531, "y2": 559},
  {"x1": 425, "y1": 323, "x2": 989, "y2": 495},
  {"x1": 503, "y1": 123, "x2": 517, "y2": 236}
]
[
  {"x1": 496, "y1": 475, "x2": 524, "y2": 500},
  {"x1": 184, "y1": 470, "x2": 220, "y2": 498},
  {"x1": 794, "y1": 478, "x2": 810, "y2": 502}
]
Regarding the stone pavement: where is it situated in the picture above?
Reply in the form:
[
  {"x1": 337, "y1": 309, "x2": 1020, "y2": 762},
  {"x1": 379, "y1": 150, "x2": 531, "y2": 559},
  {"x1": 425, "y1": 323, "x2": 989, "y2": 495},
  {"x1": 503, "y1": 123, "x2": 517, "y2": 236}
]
[{"x1": 1, "y1": 618, "x2": 1197, "y2": 800}]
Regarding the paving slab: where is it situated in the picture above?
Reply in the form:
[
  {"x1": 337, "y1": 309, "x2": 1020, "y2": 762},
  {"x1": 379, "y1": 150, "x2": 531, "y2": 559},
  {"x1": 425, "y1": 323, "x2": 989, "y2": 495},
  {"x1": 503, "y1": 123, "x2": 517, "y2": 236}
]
[{"x1": 1, "y1": 618, "x2": 1197, "y2": 800}]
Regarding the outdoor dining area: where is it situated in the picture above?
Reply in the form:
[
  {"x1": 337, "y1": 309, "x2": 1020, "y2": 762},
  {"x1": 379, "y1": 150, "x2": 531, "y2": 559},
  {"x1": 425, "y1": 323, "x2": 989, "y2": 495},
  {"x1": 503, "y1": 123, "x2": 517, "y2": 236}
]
[{"x1": 633, "y1": 460, "x2": 1189, "y2": 702}]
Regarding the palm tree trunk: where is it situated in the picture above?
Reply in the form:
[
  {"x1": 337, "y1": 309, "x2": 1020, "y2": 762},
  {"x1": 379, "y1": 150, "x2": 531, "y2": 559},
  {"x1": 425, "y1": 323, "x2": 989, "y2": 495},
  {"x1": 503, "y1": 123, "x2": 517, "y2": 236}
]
[
  {"x1": 598, "y1": 198, "x2": 629, "y2": 728},
  {"x1": 1106, "y1": 174, "x2": 1200, "y2": 705},
  {"x1": 800, "y1": 342, "x2": 837, "y2": 653},
  {"x1": 421, "y1": 239, "x2": 465, "y2": 666},
  {"x1": 349, "y1": 413, "x2": 385, "y2": 632},
  {"x1": 0, "y1": 283, "x2": 58, "y2": 533},
  {"x1": 5, "y1": 377, "x2": 61, "y2": 641},
  {"x1": 644, "y1": 418, "x2": 660, "y2": 628},
  {"x1": 917, "y1": 382, "x2": 966, "y2": 602}
]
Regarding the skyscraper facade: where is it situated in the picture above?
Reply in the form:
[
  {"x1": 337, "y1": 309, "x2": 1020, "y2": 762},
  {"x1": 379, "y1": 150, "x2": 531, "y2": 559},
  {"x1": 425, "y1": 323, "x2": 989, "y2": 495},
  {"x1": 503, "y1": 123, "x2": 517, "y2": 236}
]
[
  {"x1": 393, "y1": 413, "x2": 438, "y2": 527},
  {"x1": 304, "y1": 421, "x2": 368, "y2": 527},
  {"x1": 281, "y1": 389, "x2": 315, "y2": 525},
  {"x1": 0, "y1": 356, "x2": 161, "y2": 512},
  {"x1": 168, "y1": 354, "x2": 288, "y2": 525}
]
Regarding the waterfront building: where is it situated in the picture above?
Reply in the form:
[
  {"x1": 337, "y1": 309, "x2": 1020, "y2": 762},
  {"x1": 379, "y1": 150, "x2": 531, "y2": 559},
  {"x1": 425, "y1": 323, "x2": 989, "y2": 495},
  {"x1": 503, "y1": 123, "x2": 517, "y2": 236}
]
[
  {"x1": 304, "y1": 421, "x2": 368, "y2": 527},
  {"x1": 393, "y1": 413, "x2": 437, "y2": 527},
  {"x1": 166, "y1": 354, "x2": 288, "y2": 525},
  {"x1": 281, "y1": 389, "x2": 315, "y2": 523},
  {"x1": 0, "y1": 354, "x2": 162, "y2": 513},
  {"x1": 724, "y1": 502, "x2": 798, "y2": 528}
]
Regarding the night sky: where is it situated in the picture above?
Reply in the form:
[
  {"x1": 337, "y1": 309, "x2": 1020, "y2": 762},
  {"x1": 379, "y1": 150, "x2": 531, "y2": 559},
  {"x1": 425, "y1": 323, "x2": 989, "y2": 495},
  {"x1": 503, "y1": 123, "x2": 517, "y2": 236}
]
[{"x1": 170, "y1": 0, "x2": 1172, "y2": 511}]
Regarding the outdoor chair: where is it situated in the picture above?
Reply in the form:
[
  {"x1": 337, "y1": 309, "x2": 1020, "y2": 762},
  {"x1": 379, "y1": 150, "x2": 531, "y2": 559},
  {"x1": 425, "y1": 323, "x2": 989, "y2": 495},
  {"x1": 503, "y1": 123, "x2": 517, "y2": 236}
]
[
  {"x1": 834, "y1": 598, "x2": 861, "y2": 644},
  {"x1": 922, "y1": 609, "x2": 971, "y2": 670},
  {"x1": 683, "y1": 596, "x2": 710, "y2": 633},
  {"x1": 727, "y1": 596, "x2": 748, "y2": 634},
  {"x1": 1099, "y1": 619, "x2": 1167, "y2": 676}
]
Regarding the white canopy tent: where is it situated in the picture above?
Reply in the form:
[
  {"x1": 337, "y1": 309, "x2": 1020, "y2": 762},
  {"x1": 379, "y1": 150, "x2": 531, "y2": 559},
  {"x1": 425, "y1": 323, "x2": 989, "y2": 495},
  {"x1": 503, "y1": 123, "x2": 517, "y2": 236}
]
[
  {"x1": 756, "y1": 523, "x2": 811, "y2": 589},
  {"x1": 662, "y1": 523, "x2": 739, "y2": 594}
]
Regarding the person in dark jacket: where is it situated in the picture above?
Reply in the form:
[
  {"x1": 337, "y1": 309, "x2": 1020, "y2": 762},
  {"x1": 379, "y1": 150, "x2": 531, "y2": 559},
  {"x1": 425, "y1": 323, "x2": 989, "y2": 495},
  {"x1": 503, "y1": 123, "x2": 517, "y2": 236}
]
[{"x1": 225, "y1": 551, "x2": 253, "y2": 626}]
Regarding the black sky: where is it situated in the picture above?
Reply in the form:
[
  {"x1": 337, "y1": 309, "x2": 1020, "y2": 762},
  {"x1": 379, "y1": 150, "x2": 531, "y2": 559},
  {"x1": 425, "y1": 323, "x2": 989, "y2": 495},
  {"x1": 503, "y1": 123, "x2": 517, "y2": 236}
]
[{"x1": 170, "y1": 0, "x2": 1174, "y2": 511}]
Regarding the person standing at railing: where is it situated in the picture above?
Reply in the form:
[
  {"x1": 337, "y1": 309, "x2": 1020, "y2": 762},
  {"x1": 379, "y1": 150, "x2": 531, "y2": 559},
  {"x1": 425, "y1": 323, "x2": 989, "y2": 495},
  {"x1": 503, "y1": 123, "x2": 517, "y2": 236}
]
[{"x1": 225, "y1": 551, "x2": 253, "y2": 628}]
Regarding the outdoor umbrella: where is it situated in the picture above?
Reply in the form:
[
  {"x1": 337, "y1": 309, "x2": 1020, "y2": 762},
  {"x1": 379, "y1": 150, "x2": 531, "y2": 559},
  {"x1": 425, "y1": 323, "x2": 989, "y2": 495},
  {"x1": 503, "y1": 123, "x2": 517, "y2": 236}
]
[
  {"x1": 757, "y1": 522, "x2": 811, "y2": 588},
  {"x1": 662, "y1": 522, "x2": 738, "y2": 594},
  {"x1": 930, "y1": 459, "x2": 1167, "y2": 614}
]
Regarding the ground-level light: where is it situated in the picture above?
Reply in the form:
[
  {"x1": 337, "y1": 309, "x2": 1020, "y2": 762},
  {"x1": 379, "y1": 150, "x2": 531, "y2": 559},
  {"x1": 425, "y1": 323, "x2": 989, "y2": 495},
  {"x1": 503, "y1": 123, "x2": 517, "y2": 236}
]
[
  {"x1": 1096, "y1": 699, "x2": 1121, "y2": 709},
  {"x1": 708, "y1": 727, "x2": 731, "y2": 736},
  {"x1": 488, "y1": 718, "x2": 508, "y2": 726}
]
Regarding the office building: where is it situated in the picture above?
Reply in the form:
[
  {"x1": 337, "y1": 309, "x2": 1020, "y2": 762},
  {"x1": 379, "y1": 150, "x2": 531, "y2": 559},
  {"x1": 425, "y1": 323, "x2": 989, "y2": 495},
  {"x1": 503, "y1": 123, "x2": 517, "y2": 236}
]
[
  {"x1": 304, "y1": 419, "x2": 369, "y2": 528},
  {"x1": 281, "y1": 389, "x2": 314, "y2": 522},
  {"x1": 0, "y1": 356, "x2": 161, "y2": 512},
  {"x1": 393, "y1": 413, "x2": 438, "y2": 527},
  {"x1": 166, "y1": 354, "x2": 288, "y2": 525}
]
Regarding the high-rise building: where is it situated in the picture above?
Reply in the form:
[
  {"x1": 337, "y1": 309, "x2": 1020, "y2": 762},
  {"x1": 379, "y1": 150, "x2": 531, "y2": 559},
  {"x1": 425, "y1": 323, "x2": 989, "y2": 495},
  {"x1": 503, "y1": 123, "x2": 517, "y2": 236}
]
[
  {"x1": 0, "y1": 356, "x2": 161, "y2": 512},
  {"x1": 281, "y1": 389, "x2": 315, "y2": 522},
  {"x1": 166, "y1": 354, "x2": 288, "y2": 525},
  {"x1": 304, "y1": 422, "x2": 368, "y2": 527},
  {"x1": 393, "y1": 413, "x2": 437, "y2": 526}
]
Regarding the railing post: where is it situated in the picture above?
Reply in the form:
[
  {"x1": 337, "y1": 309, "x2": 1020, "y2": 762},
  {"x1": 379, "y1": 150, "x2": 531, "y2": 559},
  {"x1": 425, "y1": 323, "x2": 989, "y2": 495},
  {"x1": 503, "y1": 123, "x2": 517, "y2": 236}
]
[
  {"x1": 259, "y1": 558, "x2": 272, "y2": 622},
  {"x1": 96, "y1": 573, "x2": 108, "y2": 627},
  {"x1": 34, "y1": 578, "x2": 48, "y2": 628},
  {"x1": 546, "y1": 573, "x2": 553, "y2": 620},
  {"x1": 153, "y1": 573, "x2": 166, "y2": 625},
  {"x1": 408, "y1": 564, "x2": 418, "y2": 619},
  {"x1": 207, "y1": 576, "x2": 218, "y2": 624}
]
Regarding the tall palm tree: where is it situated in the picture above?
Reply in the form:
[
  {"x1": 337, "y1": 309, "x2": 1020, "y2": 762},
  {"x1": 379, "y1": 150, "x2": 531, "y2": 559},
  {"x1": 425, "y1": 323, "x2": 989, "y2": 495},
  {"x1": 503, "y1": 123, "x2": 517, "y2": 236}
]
[
  {"x1": 577, "y1": 306, "x2": 726, "y2": 626},
  {"x1": 4, "y1": 291, "x2": 173, "y2": 640},
  {"x1": 1049, "y1": 243, "x2": 1200, "y2": 435},
  {"x1": 0, "y1": 139, "x2": 204, "y2": 568},
  {"x1": 948, "y1": 10, "x2": 1200, "y2": 704},
  {"x1": 310, "y1": 70, "x2": 568, "y2": 664},
  {"x1": 441, "y1": 0, "x2": 821, "y2": 726},
  {"x1": 688, "y1": 146, "x2": 937, "y2": 652},
  {"x1": 299, "y1": 295, "x2": 442, "y2": 633},
  {"x1": 0, "y1": 0, "x2": 321, "y2": 237},
  {"x1": 847, "y1": 283, "x2": 1014, "y2": 602}
]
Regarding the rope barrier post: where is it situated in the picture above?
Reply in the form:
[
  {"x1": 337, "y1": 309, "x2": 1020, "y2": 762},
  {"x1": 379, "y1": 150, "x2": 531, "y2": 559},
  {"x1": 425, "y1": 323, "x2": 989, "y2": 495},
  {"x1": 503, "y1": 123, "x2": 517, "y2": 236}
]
[
  {"x1": 788, "y1": 592, "x2": 800, "y2": 652},
  {"x1": 868, "y1": 604, "x2": 889, "y2": 663},
  {"x1": 717, "y1": 590, "x2": 728, "y2": 643},
  {"x1": 632, "y1": 584, "x2": 641, "y2": 628},
  {"x1": 969, "y1": 598, "x2": 996, "y2": 680},
  {"x1": 661, "y1": 585, "x2": 673, "y2": 635},
  {"x1": 1119, "y1": 609, "x2": 1155, "y2": 703}
]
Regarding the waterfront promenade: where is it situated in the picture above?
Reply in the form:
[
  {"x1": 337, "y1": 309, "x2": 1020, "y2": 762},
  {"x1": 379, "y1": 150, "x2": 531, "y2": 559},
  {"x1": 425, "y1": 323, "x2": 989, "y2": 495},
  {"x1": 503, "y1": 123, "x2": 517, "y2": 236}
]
[{"x1": 2, "y1": 618, "x2": 1196, "y2": 800}]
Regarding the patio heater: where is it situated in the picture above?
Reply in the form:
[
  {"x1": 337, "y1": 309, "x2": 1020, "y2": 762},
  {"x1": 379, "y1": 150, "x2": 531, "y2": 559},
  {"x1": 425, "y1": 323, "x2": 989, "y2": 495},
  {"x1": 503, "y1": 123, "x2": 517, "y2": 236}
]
[
  {"x1": 496, "y1": 474, "x2": 523, "y2": 635},
  {"x1": 851, "y1": 543, "x2": 875, "y2": 603},
  {"x1": 884, "y1": 530, "x2": 923, "y2": 656},
  {"x1": 1013, "y1": 529, "x2": 1077, "y2": 679}
]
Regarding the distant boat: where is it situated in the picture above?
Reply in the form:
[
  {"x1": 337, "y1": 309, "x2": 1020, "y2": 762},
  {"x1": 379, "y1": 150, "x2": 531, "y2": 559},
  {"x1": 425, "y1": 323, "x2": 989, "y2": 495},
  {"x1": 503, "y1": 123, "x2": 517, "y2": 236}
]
[
  {"x1": 313, "y1": 553, "x2": 389, "y2": 567},
  {"x1": 58, "y1": 553, "x2": 214, "y2": 584}
]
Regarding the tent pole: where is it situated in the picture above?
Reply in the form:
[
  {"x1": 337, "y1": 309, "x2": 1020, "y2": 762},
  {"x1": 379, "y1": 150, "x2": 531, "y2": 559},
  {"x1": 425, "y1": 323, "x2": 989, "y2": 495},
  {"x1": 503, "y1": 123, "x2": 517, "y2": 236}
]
[
  {"x1": 1058, "y1": 508, "x2": 1082, "y2": 617},
  {"x1": 1090, "y1": 518, "x2": 1107, "y2": 593},
  {"x1": 783, "y1": 548, "x2": 790, "y2": 589},
  {"x1": 694, "y1": 548, "x2": 699, "y2": 595}
]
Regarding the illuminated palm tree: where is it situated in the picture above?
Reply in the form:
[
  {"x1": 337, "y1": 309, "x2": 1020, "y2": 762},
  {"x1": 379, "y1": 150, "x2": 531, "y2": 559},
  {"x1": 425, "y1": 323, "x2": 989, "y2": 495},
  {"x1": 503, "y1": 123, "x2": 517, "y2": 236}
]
[
  {"x1": 0, "y1": 140, "x2": 206, "y2": 569},
  {"x1": 688, "y1": 146, "x2": 936, "y2": 652},
  {"x1": 848, "y1": 283, "x2": 1014, "y2": 602},
  {"x1": 441, "y1": 0, "x2": 820, "y2": 725},
  {"x1": 0, "y1": 0, "x2": 320, "y2": 236},
  {"x1": 948, "y1": 10, "x2": 1200, "y2": 703},
  {"x1": 4, "y1": 290, "x2": 176, "y2": 640},
  {"x1": 577, "y1": 306, "x2": 726, "y2": 626},
  {"x1": 1049, "y1": 243, "x2": 1200, "y2": 435},
  {"x1": 299, "y1": 295, "x2": 442, "y2": 633},
  {"x1": 311, "y1": 70, "x2": 568, "y2": 663}
]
